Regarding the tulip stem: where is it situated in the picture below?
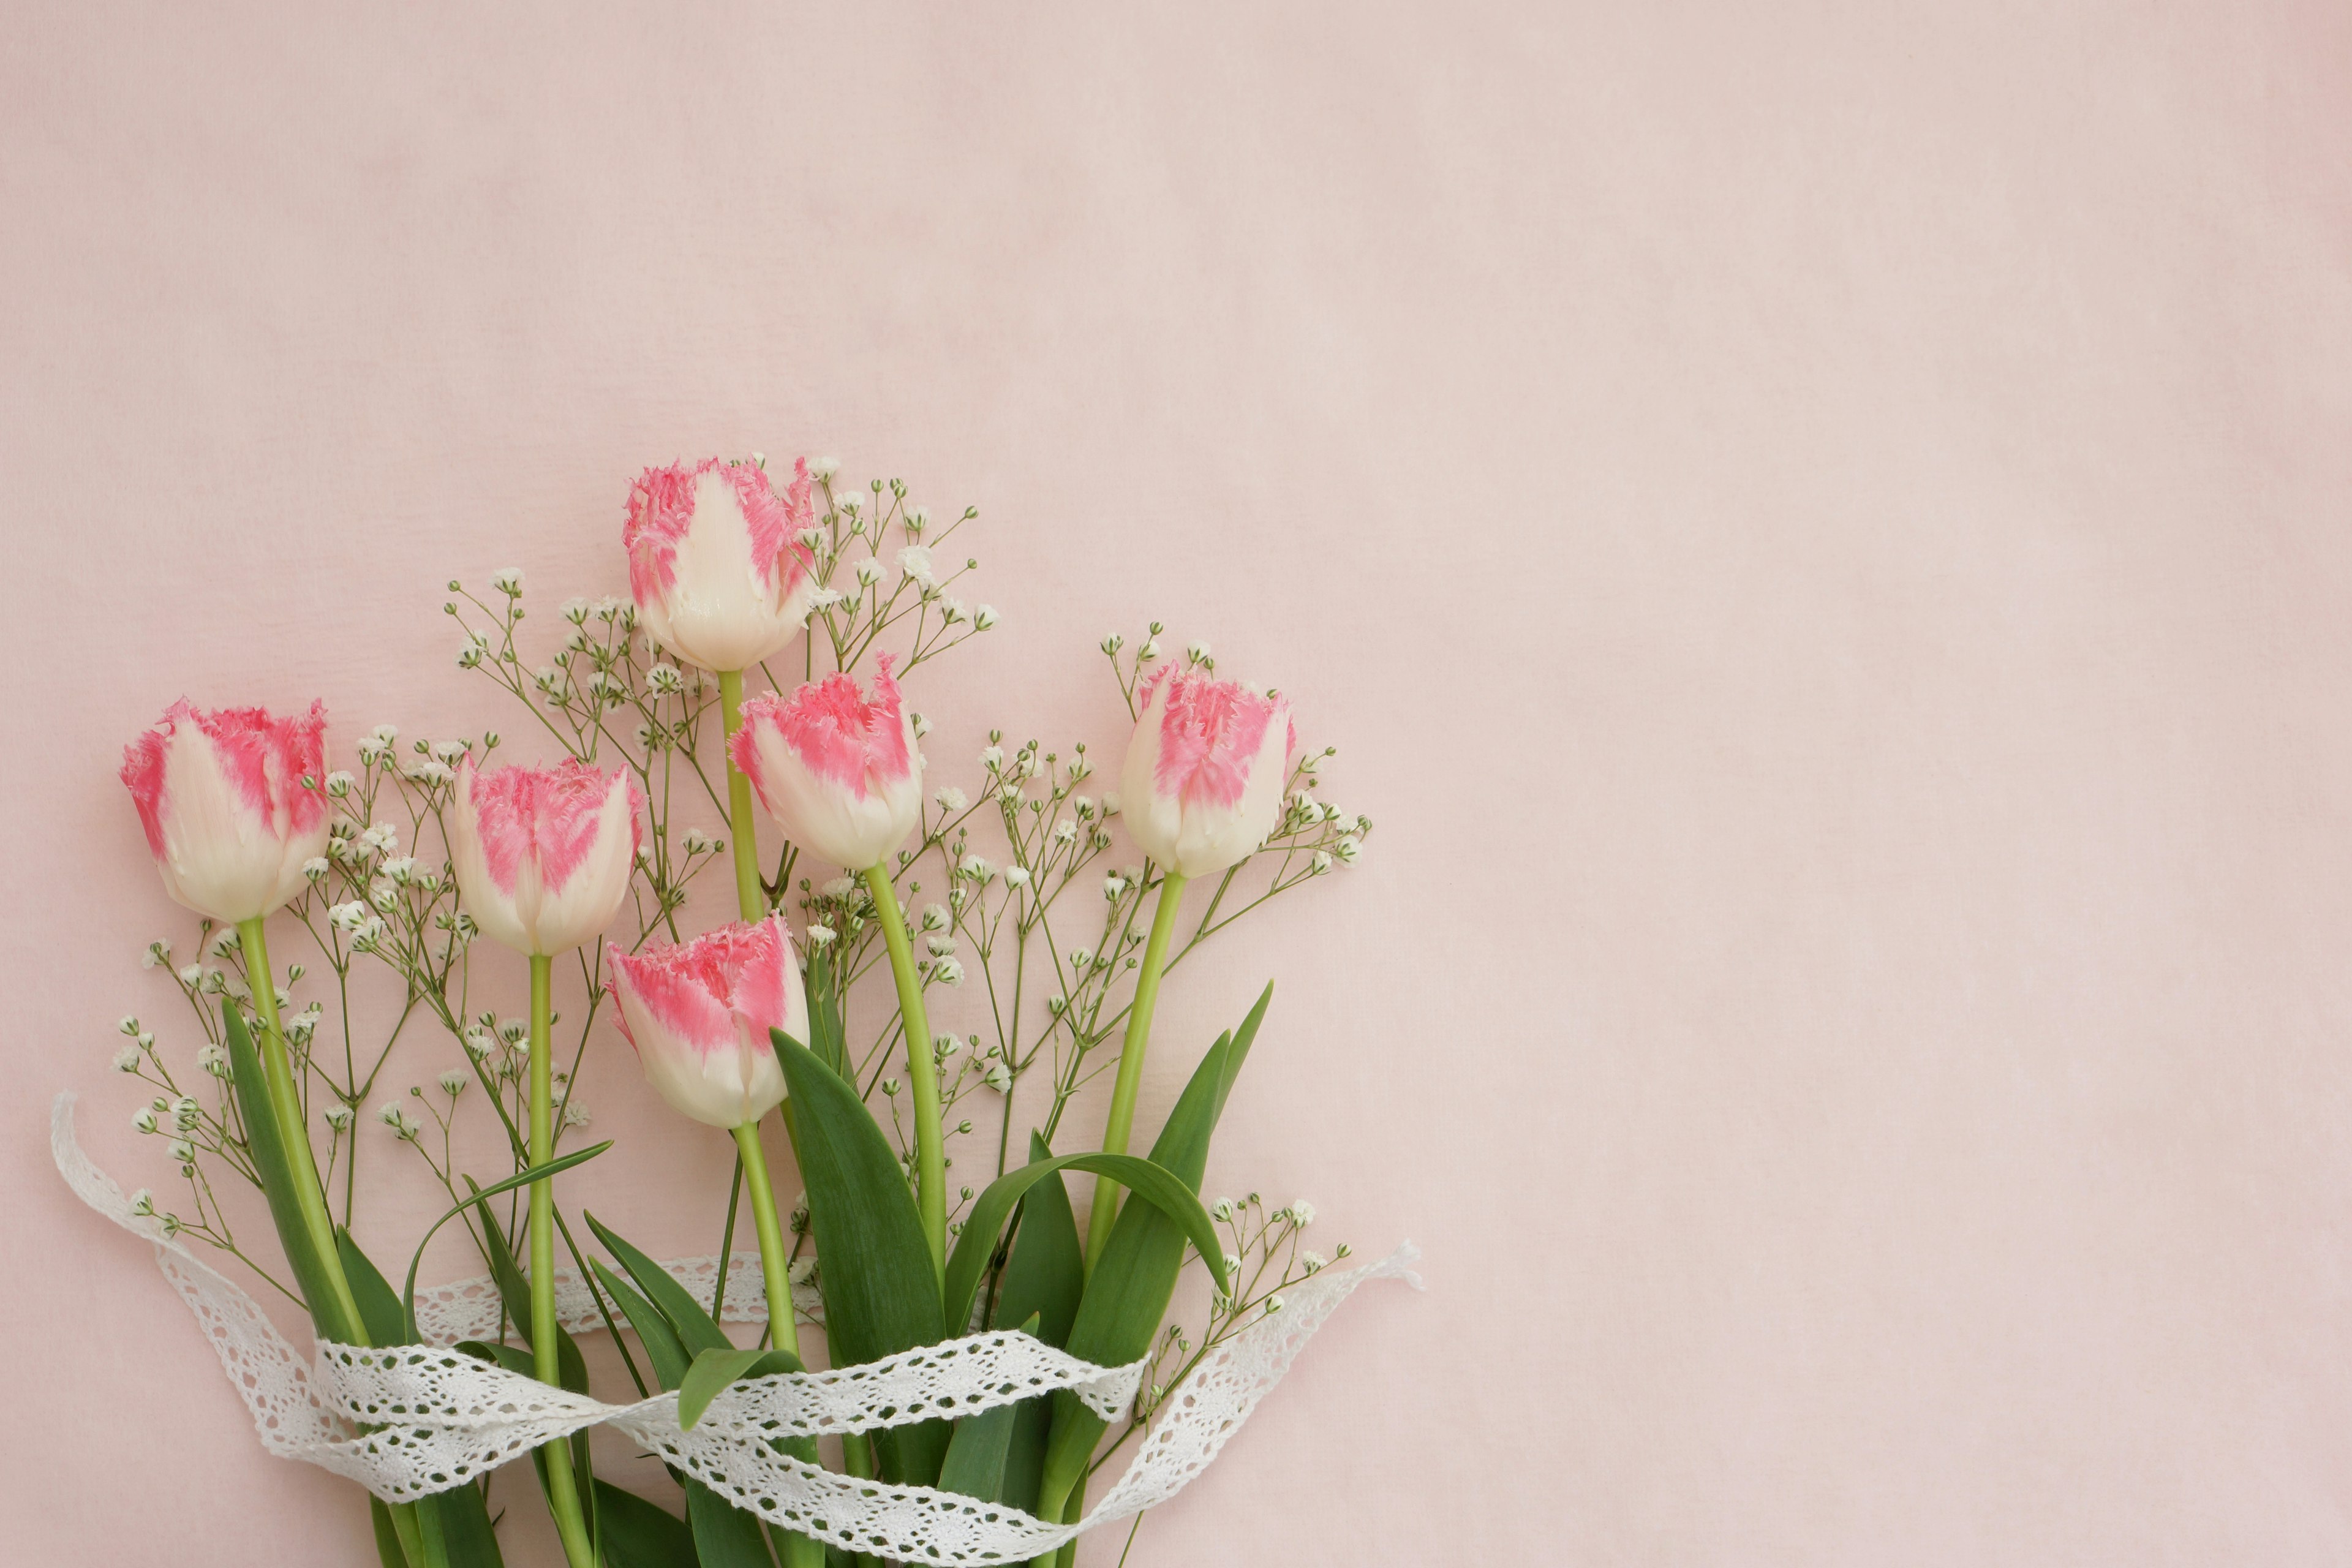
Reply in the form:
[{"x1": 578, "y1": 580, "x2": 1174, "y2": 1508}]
[
  {"x1": 1082, "y1": 872, "x2": 1188, "y2": 1273},
  {"x1": 730, "y1": 1124, "x2": 802, "y2": 1361},
  {"x1": 240, "y1": 918, "x2": 435, "y2": 1567},
  {"x1": 528, "y1": 954, "x2": 597, "y2": 1568},
  {"x1": 236, "y1": 918, "x2": 366, "y2": 1338},
  {"x1": 717, "y1": 669, "x2": 767, "y2": 923},
  {"x1": 862, "y1": 864, "x2": 946, "y2": 1289}
]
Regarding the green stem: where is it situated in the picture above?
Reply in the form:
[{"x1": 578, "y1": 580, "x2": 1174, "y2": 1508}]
[
  {"x1": 730, "y1": 1124, "x2": 802, "y2": 1362},
  {"x1": 237, "y1": 918, "x2": 366, "y2": 1338},
  {"x1": 734, "y1": 1123, "x2": 827, "y2": 1568},
  {"x1": 1081, "y1": 873, "x2": 1188, "y2": 1269},
  {"x1": 529, "y1": 954, "x2": 597, "y2": 1568},
  {"x1": 240, "y1": 918, "x2": 433, "y2": 1567},
  {"x1": 718, "y1": 669, "x2": 766, "y2": 923},
  {"x1": 862, "y1": 864, "x2": 946, "y2": 1288}
]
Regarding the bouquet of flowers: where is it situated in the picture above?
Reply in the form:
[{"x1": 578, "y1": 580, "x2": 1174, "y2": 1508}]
[{"x1": 59, "y1": 454, "x2": 1414, "y2": 1567}]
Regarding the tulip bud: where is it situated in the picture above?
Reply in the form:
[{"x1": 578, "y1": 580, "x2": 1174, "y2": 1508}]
[
  {"x1": 1117, "y1": 666, "x2": 1295, "y2": 878},
  {"x1": 729, "y1": 655, "x2": 922, "y2": 872},
  {"x1": 120, "y1": 700, "x2": 333, "y2": 925},
  {"x1": 624, "y1": 458, "x2": 818, "y2": 673},
  {"x1": 448, "y1": 756, "x2": 642, "y2": 956},
  {"x1": 606, "y1": 918, "x2": 804, "y2": 1129}
]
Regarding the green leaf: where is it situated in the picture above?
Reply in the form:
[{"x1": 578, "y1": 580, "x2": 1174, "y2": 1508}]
[
  {"x1": 943, "y1": 1152, "x2": 1226, "y2": 1339},
  {"x1": 937, "y1": 1312, "x2": 1036, "y2": 1501},
  {"x1": 370, "y1": 1498, "x2": 406, "y2": 1568},
  {"x1": 467, "y1": 1184, "x2": 589, "y2": 1394},
  {"x1": 1038, "y1": 984, "x2": 1272, "y2": 1513},
  {"x1": 592, "y1": 1261, "x2": 692, "y2": 1390},
  {"x1": 336, "y1": 1228, "x2": 408, "y2": 1347},
  {"x1": 686, "y1": 1482, "x2": 776, "y2": 1568},
  {"x1": 771, "y1": 1028, "x2": 949, "y2": 1486},
  {"x1": 399, "y1": 1142, "x2": 614, "y2": 1341},
  {"x1": 424, "y1": 1479, "x2": 505, "y2": 1568},
  {"x1": 679, "y1": 1344, "x2": 803, "y2": 1431},
  {"x1": 593, "y1": 1482, "x2": 696, "y2": 1568},
  {"x1": 222, "y1": 1001, "x2": 355, "y2": 1342},
  {"x1": 584, "y1": 1212, "x2": 735, "y2": 1357},
  {"x1": 993, "y1": 1132, "x2": 1082, "y2": 1512}
]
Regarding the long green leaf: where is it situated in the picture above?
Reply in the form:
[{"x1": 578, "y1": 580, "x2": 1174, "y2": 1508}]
[
  {"x1": 594, "y1": 1481, "x2": 696, "y2": 1568},
  {"x1": 584, "y1": 1212, "x2": 735, "y2": 1357},
  {"x1": 678, "y1": 1344, "x2": 802, "y2": 1431},
  {"x1": 686, "y1": 1483, "x2": 774, "y2": 1568},
  {"x1": 592, "y1": 1261, "x2": 693, "y2": 1390},
  {"x1": 771, "y1": 1029, "x2": 948, "y2": 1486},
  {"x1": 344, "y1": 1230, "x2": 508, "y2": 1567},
  {"x1": 222, "y1": 1001, "x2": 353, "y2": 1341},
  {"x1": 370, "y1": 1499, "x2": 406, "y2": 1568},
  {"x1": 937, "y1": 1312, "x2": 1036, "y2": 1501},
  {"x1": 993, "y1": 1132, "x2": 1083, "y2": 1513},
  {"x1": 943, "y1": 1153, "x2": 1226, "y2": 1337},
  {"x1": 399, "y1": 1142, "x2": 614, "y2": 1340},
  {"x1": 1038, "y1": 984, "x2": 1272, "y2": 1509}
]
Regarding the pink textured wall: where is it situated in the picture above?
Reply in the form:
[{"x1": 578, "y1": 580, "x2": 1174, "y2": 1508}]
[{"x1": 6, "y1": 2, "x2": 2352, "y2": 1562}]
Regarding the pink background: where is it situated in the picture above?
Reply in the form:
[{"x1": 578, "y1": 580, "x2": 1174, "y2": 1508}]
[{"x1": 6, "y1": 2, "x2": 2352, "y2": 1562}]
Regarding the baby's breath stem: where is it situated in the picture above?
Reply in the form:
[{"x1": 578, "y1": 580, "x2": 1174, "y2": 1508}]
[
  {"x1": 1082, "y1": 872, "x2": 1187, "y2": 1270},
  {"x1": 528, "y1": 953, "x2": 597, "y2": 1568}
]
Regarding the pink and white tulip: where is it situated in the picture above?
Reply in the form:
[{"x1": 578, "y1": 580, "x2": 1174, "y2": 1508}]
[
  {"x1": 606, "y1": 917, "x2": 804, "y2": 1129},
  {"x1": 448, "y1": 756, "x2": 643, "y2": 956},
  {"x1": 624, "y1": 457, "x2": 819, "y2": 673},
  {"x1": 1120, "y1": 666, "x2": 1295, "y2": 878},
  {"x1": 729, "y1": 655, "x2": 922, "y2": 871},
  {"x1": 119, "y1": 699, "x2": 333, "y2": 924}
]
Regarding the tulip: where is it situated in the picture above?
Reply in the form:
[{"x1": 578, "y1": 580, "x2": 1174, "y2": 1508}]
[
  {"x1": 606, "y1": 918, "x2": 802, "y2": 1131},
  {"x1": 447, "y1": 753, "x2": 640, "y2": 1568},
  {"x1": 728, "y1": 654, "x2": 922, "y2": 874},
  {"x1": 605, "y1": 916, "x2": 812, "y2": 1417},
  {"x1": 624, "y1": 456, "x2": 818, "y2": 674},
  {"x1": 1118, "y1": 665, "x2": 1295, "y2": 880},
  {"x1": 731, "y1": 655, "x2": 945, "y2": 1280},
  {"x1": 1085, "y1": 665, "x2": 1297, "y2": 1268},
  {"x1": 447, "y1": 756, "x2": 643, "y2": 957},
  {"x1": 119, "y1": 699, "x2": 332, "y2": 925}
]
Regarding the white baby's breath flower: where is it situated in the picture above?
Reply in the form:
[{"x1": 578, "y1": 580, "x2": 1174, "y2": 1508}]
[
  {"x1": 1185, "y1": 639, "x2": 1211, "y2": 665},
  {"x1": 903, "y1": 505, "x2": 929, "y2": 533},
  {"x1": 113, "y1": 1044, "x2": 142, "y2": 1072},
  {"x1": 1311, "y1": 850, "x2": 1333, "y2": 873},
  {"x1": 980, "y1": 745, "x2": 1004, "y2": 773},
  {"x1": 1288, "y1": 1199, "x2": 1316, "y2": 1226},
  {"x1": 438, "y1": 1071, "x2": 469, "y2": 1096},
  {"x1": 128, "y1": 1189, "x2": 154, "y2": 1218},
  {"x1": 1265, "y1": 1294, "x2": 1286, "y2": 1314},
  {"x1": 1301, "y1": 1250, "x2": 1328, "y2": 1273},
  {"x1": 805, "y1": 924, "x2": 837, "y2": 946},
  {"x1": 810, "y1": 456, "x2": 840, "y2": 480},
  {"x1": 490, "y1": 568, "x2": 523, "y2": 595},
  {"x1": 177, "y1": 963, "x2": 203, "y2": 986},
  {"x1": 1102, "y1": 875, "x2": 1126, "y2": 900},
  {"x1": 931, "y1": 958, "x2": 965, "y2": 987},
  {"x1": 960, "y1": 854, "x2": 995, "y2": 881},
  {"x1": 1101, "y1": 792, "x2": 1121, "y2": 816},
  {"x1": 921, "y1": 903, "x2": 949, "y2": 932},
  {"x1": 974, "y1": 605, "x2": 998, "y2": 630},
  {"x1": 925, "y1": 933, "x2": 957, "y2": 958},
  {"x1": 564, "y1": 1104, "x2": 591, "y2": 1128},
  {"x1": 117, "y1": 1014, "x2": 140, "y2": 1036},
  {"x1": 1002, "y1": 865, "x2": 1031, "y2": 889},
  {"x1": 897, "y1": 546, "x2": 935, "y2": 585},
  {"x1": 300, "y1": 856, "x2": 330, "y2": 882},
  {"x1": 822, "y1": 875, "x2": 856, "y2": 900},
  {"x1": 323, "y1": 1104, "x2": 355, "y2": 1132},
  {"x1": 854, "y1": 556, "x2": 884, "y2": 587},
  {"x1": 1211, "y1": 1197, "x2": 1235, "y2": 1221},
  {"x1": 130, "y1": 1107, "x2": 157, "y2": 1134},
  {"x1": 933, "y1": 786, "x2": 968, "y2": 813},
  {"x1": 197, "y1": 1044, "x2": 227, "y2": 1077},
  {"x1": 807, "y1": 586, "x2": 846, "y2": 611},
  {"x1": 1335, "y1": 837, "x2": 1361, "y2": 863},
  {"x1": 1046, "y1": 993, "x2": 1067, "y2": 1015}
]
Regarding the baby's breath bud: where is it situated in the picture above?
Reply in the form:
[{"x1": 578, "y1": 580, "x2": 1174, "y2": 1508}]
[
  {"x1": 168, "y1": 1138, "x2": 196, "y2": 1164},
  {"x1": 129, "y1": 1107, "x2": 156, "y2": 1136},
  {"x1": 142, "y1": 940, "x2": 170, "y2": 969},
  {"x1": 882, "y1": 1077, "x2": 902, "y2": 1097},
  {"x1": 974, "y1": 605, "x2": 999, "y2": 630},
  {"x1": 118, "y1": 1014, "x2": 140, "y2": 1036},
  {"x1": 128, "y1": 1189, "x2": 154, "y2": 1218},
  {"x1": 1265, "y1": 1293, "x2": 1286, "y2": 1314},
  {"x1": 1335, "y1": 837, "x2": 1361, "y2": 863},
  {"x1": 1047, "y1": 993, "x2": 1067, "y2": 1016},
  {"x1": 1211, "y1": 1197, "x2": 1234, "y2": 1221}
]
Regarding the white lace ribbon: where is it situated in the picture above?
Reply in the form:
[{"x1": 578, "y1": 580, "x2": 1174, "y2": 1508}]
[{"x1": 54, "y1": 1091, "x2": 1419, "y2": 1566}]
